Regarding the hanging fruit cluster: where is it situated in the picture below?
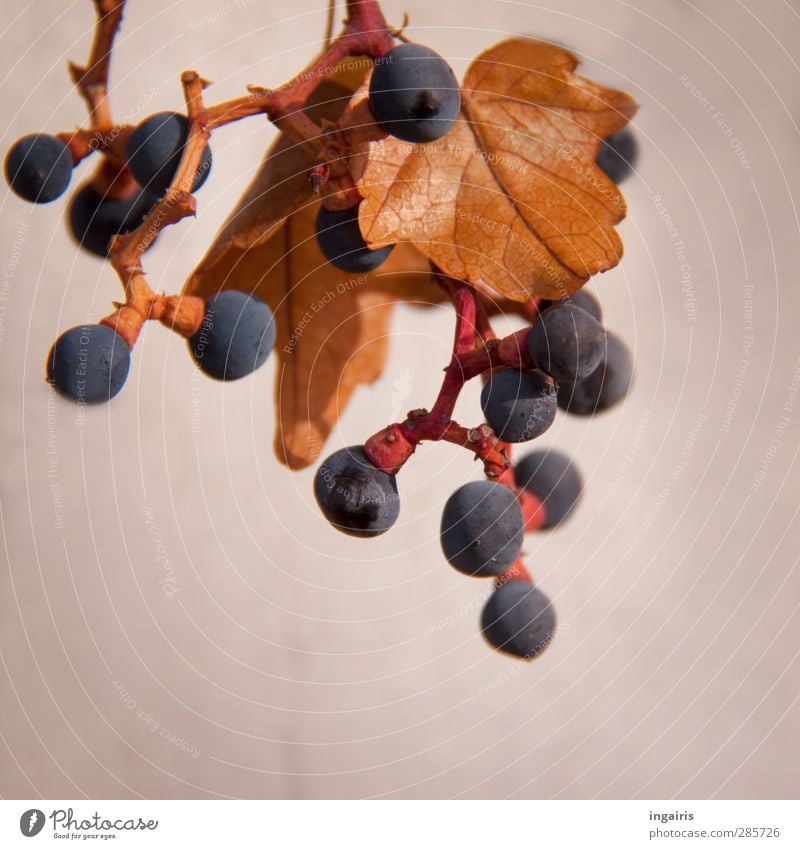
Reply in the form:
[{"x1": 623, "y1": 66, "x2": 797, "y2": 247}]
[{"x1": 5, "y1": 0, "x2": 639, "y2": 660}]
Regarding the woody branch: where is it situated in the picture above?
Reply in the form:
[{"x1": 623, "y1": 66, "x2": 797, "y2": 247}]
[{"x1": 58, "y1": 0, "x2": 397, "y2": 346}]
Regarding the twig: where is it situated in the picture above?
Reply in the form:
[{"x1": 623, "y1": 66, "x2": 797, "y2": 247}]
[
  {"x1": 68, "y1": 0, "x2": 125, "y2": 131},
  {"x1": 59, "y1": 0, "x2": 131, "y2": 184},
  {"x1": 363, "y1": 276, "x2": 544, "y2": 586},
  {"x1": 324, "y1": 0, "x2": 337, "y2": 49},
  {"x1": 66, "y1": 1, "x2": 547, "y2": 561},
  {"x1": 76, "y1": 0, "x2": 397, "y2": 346},
  {"x1": 364, "y1": 275, "x2": 534, "y2": 478}
]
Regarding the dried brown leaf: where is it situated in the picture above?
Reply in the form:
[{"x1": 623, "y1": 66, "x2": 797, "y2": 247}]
[
  {"x1": 188, "y1": 196, "x2": 431, "y2": 469},
  {"x1": 184, "y1": 67, "x2": 433, "y2": 469},
  {"x1": 355, "y1": 38, "x2": 638, "y2": 301}
]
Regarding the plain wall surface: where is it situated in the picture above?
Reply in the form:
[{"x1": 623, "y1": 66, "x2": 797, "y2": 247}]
[{"x1": 0, "y1": 0, "x2": 798, "y2": 799}]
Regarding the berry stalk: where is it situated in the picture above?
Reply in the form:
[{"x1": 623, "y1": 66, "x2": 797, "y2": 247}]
[
  {"x1": 365, "y1": 274, "x2": 536, "y2": 478},
  {"x1": 65, "y1": 0, "x2": 399, "y2": 347},
  {"x1": 68, "y1": 0, "x2": 125, "y2": 133},
  {"x1": 8, "y1": 0, "x2": 636, "y2": 661}
]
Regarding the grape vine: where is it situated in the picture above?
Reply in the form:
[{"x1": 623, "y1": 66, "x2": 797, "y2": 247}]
[{"x1": 4, "y1": 0, "x2": 638, "y2": 661}]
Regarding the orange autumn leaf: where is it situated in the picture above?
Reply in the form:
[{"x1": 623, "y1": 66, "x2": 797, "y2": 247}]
[
  {"x1": 184, "y1": 71, "x2": 433, "y2": 470},
  {"x1": 355, "y1": 38, "x2": 638, "y2": 302},
  {"x1": 188, "y1": 194, "x2": 431, "y2": 469}
]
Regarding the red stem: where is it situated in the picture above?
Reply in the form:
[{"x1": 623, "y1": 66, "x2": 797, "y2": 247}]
[
  {"x1": 365, "y1": 277, "x2": 520, "y2": 477},
  {"x1": 497, "y1": 559, "x2": 533, "y2": 586},
  {"x1": 363, "y1": 276, "x2": 550, "y2": 586},
  {"x1": 429, "y1": 276, "x2": 480, "y2": 424},
  {"x1": 365, "y1": 281, "x2": 542, "y2": 473},
  {"x1": 474, "y1": 291, "x2": 496, "y2": 342}
]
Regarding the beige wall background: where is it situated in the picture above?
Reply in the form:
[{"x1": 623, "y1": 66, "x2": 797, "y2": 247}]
[{"x1": 1, "y1": 0, "x2": 799, "y2": 799}]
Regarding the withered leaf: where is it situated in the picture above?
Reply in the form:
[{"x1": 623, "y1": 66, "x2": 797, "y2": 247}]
[
  {"x1": 355, "y1": 38, "x2": 638, "y2": 302},
  {"x1": 189, "y1": 196, "x2": 431, "y2": 469},
  {"x1": 184, "y1": 67, "x2": 433, "y2": 470},
  {"x1": 190, "y1": 60, "x2": 368, "y2": 264}
]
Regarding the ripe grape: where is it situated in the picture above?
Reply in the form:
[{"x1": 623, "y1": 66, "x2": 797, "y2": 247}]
[
  {"x1": 126, "y1": 112, "x2": 212, "y2": 195},
  {"x1": 514, "y1": 449, "x2": 582, "y2": 528},
  {"x1": 539, "y1": 288, "x2": 602, "y2": 322},
  {"x1": 596, "y1": 127, "x2": 638, "y2": 184},
  {"x1": 315, "y1": 204, "x2": 393, "y2": 273},
  {"x1": 46, "y1": 324, "x2": 130, "y2": 403},
  {"x1": 368, "y1": 43, "x2": 461, "y2": 143},
  {"x1": 557, "y1": 331, "x2": 633, "y2": 415},
  {"x1": 481, "y1": 579, "x2": 556, "y2": 659},
  {"x1": 68, "y1": 182, "x2": 158, "y2": 257},
  {"x1": 480, "y1": 368, "x2": 557, "y2": 442},
  {"x1": 5, "y1": 134, "x2": 72, "y2": 203},
  {"x1": 189, "y1": 290, "x2": 275, "y2": 381},
  {"x1": 528, "y1": 303, "x2": 606, "y2": 382},
  {"x1": 314, "y1": 445, "x2": 400, "y2": 537},
  {"x1": 440, "y1": 480, "x2": 524, "y2": 577}
]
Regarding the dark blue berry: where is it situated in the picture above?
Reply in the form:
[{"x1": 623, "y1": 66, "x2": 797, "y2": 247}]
[
  {"x1": 440, "y1": 480, "x2": 524, "y2": 577},
  {"x1": 481, "y1": 579, "x2": 556, "y2": 659},
  {"x1": 369, "y1": 43, "x2": 461, "y2": 143},
  {"x1": 480, "y1": 368, "x2": 557, "y2": 443},
  {"x1": 68, "y1": 182, "x2": 158, "y2": 257},
  {"x1": 314, "y1": 445, "x2": 400, "y2": 537},
  {"x1": 315, "y1": 204, "x2": 394, "y2": 273},
  {"x1": 189, "y1": 290, "x2": 275, "y2": 381},
  {"x1": 557, "y1": 331, "x2": 633, "y2": 415},
  {"x1": 539, "y1": 289, "x2": 602, "y2": 322},
  {"x1": 596, "y1": 127, "x2": 638, "y2": 184},
  {"x1": 528, "y1": 304, "x2": 606, "y2": 382},
  {"x1": 514, "y1": 449, "x2": 582, "y2": 528},
  {"x1": 126, "y1": 112, "x2": 212, "y2": 196},
  {"x1": 46, "y1": 324, "x2": 130, "y2": 403},
  {"x1": 5, "y1": 134, "x2": 72, "y2": 203}
]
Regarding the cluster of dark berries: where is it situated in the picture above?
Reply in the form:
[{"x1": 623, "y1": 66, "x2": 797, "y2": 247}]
[
  {"x1": 5, "y1": 112, "x2": 210, "y2": 253},
  {"x1": 6, "y1": 35, "x2": 638, "y2": 663},
  {"x1": 43, "y1": 290, "x2": 276, "y2": 405},
  {"x1": 313, "y1": 285, "x2": 633, "y2": 660},
  {"x1": 5, "y1": 114, "x2": 276, "y2": 403},
  {"x1": 308, "y1": 40, "x2": 636, "y2": 659}
]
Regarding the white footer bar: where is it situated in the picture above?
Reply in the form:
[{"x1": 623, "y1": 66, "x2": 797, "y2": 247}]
[{"x1": 1, "y1": 800, "x2": 796, "y2": 848}]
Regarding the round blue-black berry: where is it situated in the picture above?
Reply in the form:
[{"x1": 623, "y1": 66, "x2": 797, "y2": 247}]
[
  {"x1": 514, "y1": 449, "x2": 582, "y2": 528},
  {"x1": 68, "y1": 182, "x2": 158, "y2": 257},
  {"x1": 480, "y1": 368, "x2": 557, "y2": 443},
  {"x1": 557, "y1": 331, "x2": 633, "y2": 415},
  {"x1": 539, "y1": 289, "x2": 602, "y2": 322},
  {"x1": 46, "y1": 324, "x2": 130, "y2": 403},
  {"x1": 369, "y1": 43, "x2": 461, "y2": 143},
  {"x1": 5, "y1": 134, "x2": 73, "y2": 203},
  {"x1": 314, "y1": 445, "x2": 400, "y2": 537},
  {"x1": 596, "y1": 127, "x2": 638, "y2": 184},
  {"x1": 481, "y1": 579, "x2": 556, "y2": 659},
  {"x1": 315, "y1": 204, "x2": 393, "y2": 273},
  {"x1": 440, "y1": 480, "x2": 524, "y2": 577},
  {"x1": 528, "y1": 303, "x2": 606, "y2": 382},
  {"x1": 126, "y1": 112, "x2": 212, "y2": 196},
  {"x1": 189, "y1": 290, "x2": 275, "y2": 381}
]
